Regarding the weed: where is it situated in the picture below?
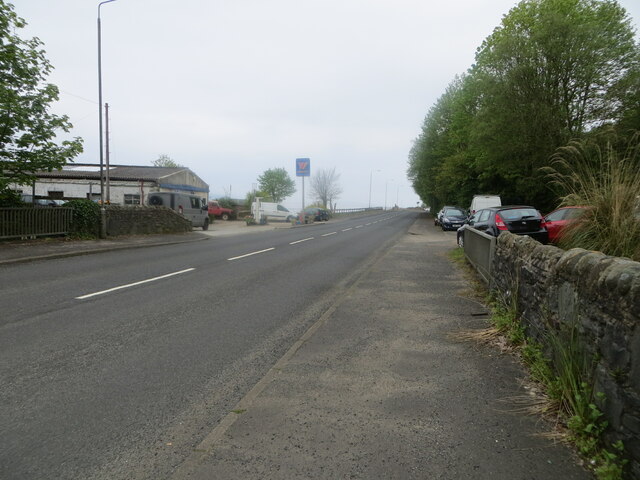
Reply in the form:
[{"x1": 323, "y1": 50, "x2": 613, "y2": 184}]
[
  {"x1": 447, "y1": 238, "x2": 629, "y2": 478},
  {"x1": 447, "y1": 247, "x2": 466, "y2": 265},
  {"x1": 484, "y1": 294, "x2": 627, "y2": 479}
]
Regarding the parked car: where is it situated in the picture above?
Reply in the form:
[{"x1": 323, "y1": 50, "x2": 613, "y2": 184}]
[
  {"x1": 543, "y1": 206, "x2": 588, "y2": 243},
  {"x1": 34, "y1": 198, "x2": 65, "y2": 206},
  {"x1": 456, "y1": 211, "x2": 481, "y2": 247},
  {"x1": 469, "y1": 194, "x2": 501, "y2": 214},
  {"x1": 438, "y1": 206, "x2": 468, "y2": 231},
  {"x1": 303, "y1": 207, "x2": 331, "y2": 222},
  {"x1": 435, "y1": 205, "x2": 459, "y2": 226},
  {"x1": 458, "y1": 206, "x2": 548, "y2": 244},
  {"x1": 208, "y1": 200, "x2": 234, "y2": 220}
]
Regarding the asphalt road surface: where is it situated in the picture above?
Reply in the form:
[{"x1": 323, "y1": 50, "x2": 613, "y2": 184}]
[{"x1": 0, "y1": 211, "x2": 415, "y2": 480}]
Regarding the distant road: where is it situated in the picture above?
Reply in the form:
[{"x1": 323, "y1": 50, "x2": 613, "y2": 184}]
[{"x1": 0, "y1": 211, "x2": 416, "y2": 480}]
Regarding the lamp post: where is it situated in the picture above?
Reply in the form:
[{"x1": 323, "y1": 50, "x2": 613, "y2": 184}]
[
  {"x1": 98, "y1": 0, "x2": 116, "y2": 238},
  {"x1": 384, "y1": 179, "x2": 394, "y2": 211},
  {"x1": 368, "y1": 169, "x2": 380, "y2": 209}
]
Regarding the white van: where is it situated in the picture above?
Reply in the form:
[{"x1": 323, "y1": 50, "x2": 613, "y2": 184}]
[
  {"x1": 470, "y1": 195, "x2": 501, "y2": 214},
  {"x1": 251, "y1": 201, "x2": 296, "y2": 222},
  {"x1": 148, "y1": 192, "x2": 209, "y2": 230}
]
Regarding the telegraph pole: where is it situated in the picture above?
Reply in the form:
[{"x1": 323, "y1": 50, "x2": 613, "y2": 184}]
[{"x1": 105, "y1": 102, "x2": 111, "y2": 204}]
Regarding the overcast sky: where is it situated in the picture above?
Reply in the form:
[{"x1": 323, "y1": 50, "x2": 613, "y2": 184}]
[{"x1": 14, "y1": 0, "x2": 640, "y2": 210}]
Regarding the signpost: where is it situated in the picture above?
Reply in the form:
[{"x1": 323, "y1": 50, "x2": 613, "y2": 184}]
[{"x1": 296, "y1": 158, "x2": 310, "y2": 210}]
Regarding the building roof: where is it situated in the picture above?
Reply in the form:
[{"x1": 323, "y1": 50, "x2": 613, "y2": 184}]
[{"x1": 36, "y1": 164, "x2": 190, "y2": 182}]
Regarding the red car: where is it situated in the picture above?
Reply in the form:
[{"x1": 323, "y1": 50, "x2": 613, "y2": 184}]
[
  {"x1": 543, "y1": 206, "x2": 587, "y2": 243},
  {"x1": 208, "y1": 200, "x2": 234, "y2": 220}
]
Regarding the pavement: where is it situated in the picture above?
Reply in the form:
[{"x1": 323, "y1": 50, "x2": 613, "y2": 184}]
[
  {"x1": 0, "y1": 215, "x2": 591, "y2": 479},
  {"x1": 0, "y1": 219, "x2": 289, "y2": 265}
]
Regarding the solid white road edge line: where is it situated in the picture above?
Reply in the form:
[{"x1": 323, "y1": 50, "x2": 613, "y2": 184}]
[
  {"x1": 227, "y1": 247, "x2": 275, "y2": 261},
  {"x1": 76, "y1": 268, "x2": 196, "y2": 300},
  {"x1": 289, "y1": 237, "x2": 314, "y2": 245}
]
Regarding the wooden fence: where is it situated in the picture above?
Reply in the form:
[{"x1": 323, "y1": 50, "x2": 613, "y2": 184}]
[{"x1": 0, "y1": 208, "x2": 74, "y2": 239}]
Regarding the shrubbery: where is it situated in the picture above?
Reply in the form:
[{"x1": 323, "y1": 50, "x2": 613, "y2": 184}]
[
  {"x1": 65, "y1": 199, "x2": 101, "y2": 238},
  {"x1": 547, "y1": 133, "x2": 640, "y2": 261}
]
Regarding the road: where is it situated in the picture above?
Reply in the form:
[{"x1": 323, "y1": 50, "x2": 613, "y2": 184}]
[{"x1": 0, "y1": 211, "x2": 416, "y2": 480}]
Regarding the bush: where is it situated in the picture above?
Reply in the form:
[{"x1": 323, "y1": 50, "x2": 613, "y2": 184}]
[
  {"x1": 216, "y1": 196, "x2": 235, "y2": 209},
  {"x1": 66, "y1": 199, "x2": 101, "y2": 237},
  {"x1": 547, "y1": 133, "x2": 640, "y2": 261},
  {"x1": 0, "y1": 190, "x2": 25, "y2": 207}
]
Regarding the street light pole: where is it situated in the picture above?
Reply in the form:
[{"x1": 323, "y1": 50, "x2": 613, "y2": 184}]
[
  {"x1": 368, "y1": 169, "x2": 380, "y2": 209},
  {"x1": 98, "y1": 0, "x2": 116, "y2": 238},
  {"x1": 384, "y1": 179, "x2": 394, "y2": 211}
]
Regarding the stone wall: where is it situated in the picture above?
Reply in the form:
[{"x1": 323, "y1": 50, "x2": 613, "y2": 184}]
[
  {"x1": 105, "y1": 205, "x2": 192, "y2": 236},
  {"x1": 491, "y1": 233, "x2": 640, "y2": 478}
]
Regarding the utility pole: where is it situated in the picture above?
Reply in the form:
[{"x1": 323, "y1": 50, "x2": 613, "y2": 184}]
[
  {"x1": 98, "y1": 0, "x2": 116, "y2": 237},
  {"x1": 105, "y1": 102, "x2": 111, "y2": 204}
]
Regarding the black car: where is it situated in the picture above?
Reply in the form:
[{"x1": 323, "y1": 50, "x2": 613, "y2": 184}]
[
  {"x1": 457, "y1": 206, "x2": 548, "y2": 245},
  {"x1": 438, "y1": 206, "x2": 468, "y2": 231},
  {"x1": 302, "y1": 207, "x2": 331, "y2": 222},
  {"x1": 435, "y1": 205, "x2": 456, "y2": 226}
]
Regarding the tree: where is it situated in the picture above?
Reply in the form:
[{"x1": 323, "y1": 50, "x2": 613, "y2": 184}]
[
  {"x1": 257, "y1": 167, "x2": 296, "y2": 203},
  {"x1": 409, "y1": 0, "x2": 639, "y2": 213},
  {"x1": 470, "y1": 0, "x2": 639, "y2": 210},
  {"x1": 152, "y1": 154, "x2": 182, "y2": 168},
  {"x1": 408, "y1": 75, "x2": 480, "y2": 211},
  {"x1": 245, "y1": 189, "x2": 271, "y2": 207},
  {"x1": 310, "y1": 167, "x2": 342, "y2": 209},
  {"x1": 0, "y1": 1, "x2": 83, "y2": 202}
]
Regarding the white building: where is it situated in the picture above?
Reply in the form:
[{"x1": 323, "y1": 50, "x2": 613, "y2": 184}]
[{"x1": 15, "y1": 164, "x2": 209, "y2": 205}]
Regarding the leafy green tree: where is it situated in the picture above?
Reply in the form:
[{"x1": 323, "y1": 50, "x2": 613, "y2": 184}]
[
  {"x1": 408, "y1": 75, "x2": 480, "y2": 211},
  {"x1": 245, "y1": 189, "x2": 271, "y2": 208},
  {"x1": 0, "y1": 1, "x2": 83, "y2": 202},
  {"x1": 470, "y1": 0, "x2": 638, "y2": 210},
  {"x1": 257, "y1": 167, "x2": 296, "y2": 203},
  {"x1": 409, "y1": 0, "x2": 639, "y2": 213},
  {"x1": 152, "y1": 154, "x2": 182, "y2": 168}
]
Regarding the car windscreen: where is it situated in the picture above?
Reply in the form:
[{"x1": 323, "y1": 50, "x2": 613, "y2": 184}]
[
  {"x1": 500, "y1": 208, "x2": 540, "y2": 220},
  {"x1": 444, "y1": 208, "x2": 466, "y2": 216}
]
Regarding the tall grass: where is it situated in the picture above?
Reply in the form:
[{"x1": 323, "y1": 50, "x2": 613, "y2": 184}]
[{"x1": 547, "y1": 133, "x2": 640, "y2": 261}]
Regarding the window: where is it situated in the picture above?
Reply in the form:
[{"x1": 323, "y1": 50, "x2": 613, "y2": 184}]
[
  {"x1": 190, "y1": 197, "x2": 201, "y2": 209},
  {"x1": 444, "y1": 208, "x2": 466, "y2": 216},
  {"x1": 124, "y1": 194, "x2": 141, "y2": 205},
  {"x1": 565, "y1": 208, "x2": 585, "y2": 220},
  {"x1": 48, "y1": 191, "x2": 64, "y2": 199},
  {"x1": 545, "y1": 209, "x2": 567, "y2": 222},
  {"x1": 478, "y1": 210, "x2": 491, "y2": 222},
  {"x1": 501, "y1": 208, "x2": 538, "y2": 220}
]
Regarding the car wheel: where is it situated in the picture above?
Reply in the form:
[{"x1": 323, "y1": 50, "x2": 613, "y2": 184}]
[
  {"x1": 202, "y1": 218, "x2": 209, "y2": 231},
  {"x1": 221, "y1": 213, "x2": 229, "y2": 221}
]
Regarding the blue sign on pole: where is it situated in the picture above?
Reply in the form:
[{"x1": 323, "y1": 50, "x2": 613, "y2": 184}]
[{"x1": 296, "y1": 158, "x2": 310, "y2": 177}]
